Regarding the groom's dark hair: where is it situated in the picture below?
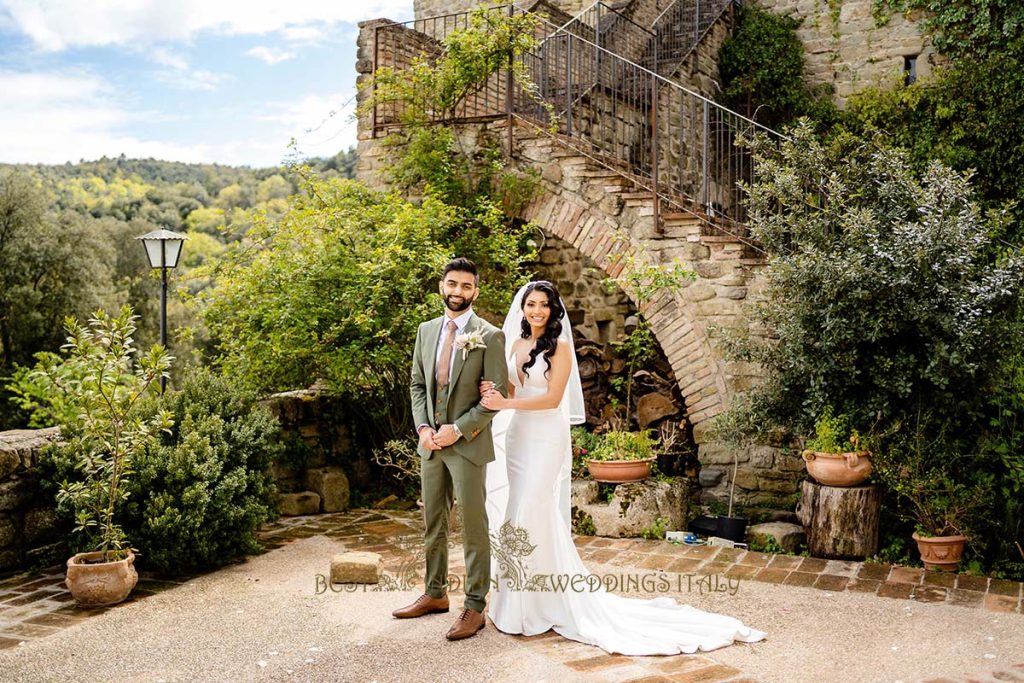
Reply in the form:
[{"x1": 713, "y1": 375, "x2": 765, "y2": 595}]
[{"x1": 442, "y1": 257, "x2": 479, "y2": 285}]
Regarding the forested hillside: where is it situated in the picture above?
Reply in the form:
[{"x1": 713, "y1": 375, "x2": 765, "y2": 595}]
[{"x1": 0, "y1": 148, "x2": 356, "y2": 428}]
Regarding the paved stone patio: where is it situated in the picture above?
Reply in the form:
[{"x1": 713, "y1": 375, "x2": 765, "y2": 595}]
[{"x1": 0, "y1": 509, "x2": 1021, "y2": 682}]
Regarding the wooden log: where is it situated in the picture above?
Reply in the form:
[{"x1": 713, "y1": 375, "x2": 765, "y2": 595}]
[{"x1": 795, "y1": 480, "x2": 881, "y2": 560}]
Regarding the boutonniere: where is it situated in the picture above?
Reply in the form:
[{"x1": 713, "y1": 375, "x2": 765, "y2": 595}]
[{"x1": 454, "y1": 330, "x2": 486, "y2": 359}]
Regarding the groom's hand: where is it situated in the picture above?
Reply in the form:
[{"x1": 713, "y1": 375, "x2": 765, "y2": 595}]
[
  {"x1": 433, "y1": 424, "x2": 460, "y2": 448},
  {"x1": 418, "y1": 426, "x2": 440, "y2": 451}
]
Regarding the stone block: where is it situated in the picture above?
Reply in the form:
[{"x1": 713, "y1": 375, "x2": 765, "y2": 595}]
[
  {"x1": 0, "y1": 478, "x2": 33, "y2": 512},
  {"x1": 279, "y1": 491, "x2": 321, "y2": 516},
  {"x1": 26, "y1": 540, "x2": 66, "y2": 567},
  {"x1": 747, "y1": 522, "x2": 806, "y2": 554},
  {"x1": 304, "y1": 467, "x2": 350, "y2": 513},
  {"x1": 23, "y1": 507, "x2": 61, "y2": 545},
  {"x1": 331, "y1": 551, "x2": 383, "y2": 584},
  {"x1": 698, "y1": 468, "x2": 725, "y2": 487},
  {"x1": 571, "y1": 479, "x2": 600, "y2": 507},
  {"x1": 574, "y1": 477, "x2": 688, "y2": 537}
]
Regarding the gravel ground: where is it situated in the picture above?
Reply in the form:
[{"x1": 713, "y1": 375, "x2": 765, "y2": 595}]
[{"x1": 0, "y1": 535, "x2": 1021, "y2": 683}]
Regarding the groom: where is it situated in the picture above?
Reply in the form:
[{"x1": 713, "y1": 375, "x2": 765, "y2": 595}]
[{"x1": 394, "y1": 257, "x2": 508, "y2": 641}]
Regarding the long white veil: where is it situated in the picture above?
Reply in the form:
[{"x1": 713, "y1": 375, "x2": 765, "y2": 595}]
[{"x1": 486, "y1": 282, "x2": 585, "y2": 538}]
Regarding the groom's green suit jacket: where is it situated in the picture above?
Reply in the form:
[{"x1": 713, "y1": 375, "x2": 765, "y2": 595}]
[{"x1": 410, "y1": 312, "x2": 508, "y2": 466}]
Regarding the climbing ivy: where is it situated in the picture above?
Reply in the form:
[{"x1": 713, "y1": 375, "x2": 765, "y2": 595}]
[
  {"x1": 718, "y1": 4, "x2": 838, "y2": 129},
  {"x1": 872, "y1": 0, "x2": 1024, "y2": 60}
]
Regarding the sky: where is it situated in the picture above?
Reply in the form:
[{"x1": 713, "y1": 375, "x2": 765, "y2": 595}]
[{"x1": 0, "y1": 0, "x2": 415, "y2": 168}]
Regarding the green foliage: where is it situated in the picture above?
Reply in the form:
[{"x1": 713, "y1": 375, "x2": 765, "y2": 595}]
[
  {"x1": 197, "y1": 175, "x2": 535, "y2": 446},
  {"x1": 639, "y1": 517, "x2": 669, "y2": 541},
  {"x1": 719, "y1": 4, "x2": 839, "y2": 128},
  {"x1": 804, "y1": 407, "x2": 863, "y2": 453},
  {"x1": 872, "y1": 0, "x2": 1024, "y2": 61},
  {"x1": 720, "y1": 123, "x2": 1024, "y2": 444},
  {"x1": 747, "y1": 534, "x2": 786, "y2": 555},
  {"x1": 122, "y1": 368, "x2": 281, "y2": 574},
  {"x1": 37, "y1": 306, "x2": 173, "y2": 557},
  {"x1": 571, "y1": 426, "x2": 604, "y2": 478},
  {"x1": 40, "y1": 367, "x2": 282, "y2": 574},
  {"x1": 873, "y1": 415, "x2": 992, "y2": 538},
  {"x1": 360, "y1": 9, "x2": 546, "y2": 215},
  {"x1": 838, "y1": 39, "x2": 1024, "y2": 229},
  {"x1": 572, "y1": 509, "x2": 597, "y2": 536},
  {"x1": 589, "y1": 430, "x2": 657, "y2": 462}
]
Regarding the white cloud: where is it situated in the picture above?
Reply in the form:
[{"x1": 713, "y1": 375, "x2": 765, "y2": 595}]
[
  {"x1": 155, "y1": 67, "x2": 230, "y2": 92},
  {"x1": 0, "y1": 0, "x2": 414, "y2": 51},
  {"x1": 279, "y1": 25, "x2": 326, "y2": 43},
  {"x1": 246, "y1": 45, "x2": 296, "y2": 65},
  {"x1": 150, "y1": 46, "x2": 189, "y2": 71},
  {"x1": 0, "y1": 68, "x2": 294, "y2": 166},
  {"x1": 259, "y1": 91, "x2": 360, "y2": 154}
]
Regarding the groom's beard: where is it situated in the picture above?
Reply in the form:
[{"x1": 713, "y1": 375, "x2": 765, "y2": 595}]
[{"x1": 444, "y1": 294, "x2": 474, "y2": 312}]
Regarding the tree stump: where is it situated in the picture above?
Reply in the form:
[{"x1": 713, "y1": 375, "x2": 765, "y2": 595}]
[{"x1": 795, "y1": 480, "x2": 881, "y2": 560}]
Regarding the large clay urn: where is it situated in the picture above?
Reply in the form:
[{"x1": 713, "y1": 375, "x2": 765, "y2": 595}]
[
  {"x1": 66, "y1": 550, "x2": 139, "y2": 607},
  {"x1": 802, "y1": 450, "x2": 872, "y2": 487}
]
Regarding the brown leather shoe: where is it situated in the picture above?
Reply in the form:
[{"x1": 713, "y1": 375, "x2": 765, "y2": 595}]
[
  {"x1": 392, "y1": 593, "x2": 449, "y2": 619},
  {"x1": 445, "y1": 607, "x2": 485, "y2": 640}
]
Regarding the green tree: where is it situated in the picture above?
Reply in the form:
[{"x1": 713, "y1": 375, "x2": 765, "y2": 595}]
[
  {"x1": 196, "y1": 176, "x2": 535, "y2": 445},
  {"x1": 719, "y1": 123, "x2": 1024, "y2": 442}
]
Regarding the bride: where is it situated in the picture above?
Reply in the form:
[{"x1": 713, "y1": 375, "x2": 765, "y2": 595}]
[{"x1": 478, "y1": 280, "x2": 765, "y2": 655}]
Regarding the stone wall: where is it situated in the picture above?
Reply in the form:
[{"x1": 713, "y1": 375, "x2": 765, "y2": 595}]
[
  {"x1": 754, "y1": 0, "x2": 935, "y2": 105},
  {"x1": 0, "y1": 429, "x2": 66, "y2": 572}
]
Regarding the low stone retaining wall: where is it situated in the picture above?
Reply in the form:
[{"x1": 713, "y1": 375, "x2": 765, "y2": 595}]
[{"x1": 0, "y1": 428, "x2": 66, "y2": 572}]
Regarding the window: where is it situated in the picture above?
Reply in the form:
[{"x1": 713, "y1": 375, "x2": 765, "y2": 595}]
[{"x1": 904, "y1": 55, "x2": 918, "y2": 85}]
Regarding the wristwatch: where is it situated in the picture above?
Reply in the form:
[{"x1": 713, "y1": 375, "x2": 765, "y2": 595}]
[{"x1": 452, "y1": 424, "x2": 462, "y2": 439}]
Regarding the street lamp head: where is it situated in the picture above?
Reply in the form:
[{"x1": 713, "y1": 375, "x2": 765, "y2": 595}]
[{"x1": 135, "y1": 229, "x2": 188, "y2": 269}]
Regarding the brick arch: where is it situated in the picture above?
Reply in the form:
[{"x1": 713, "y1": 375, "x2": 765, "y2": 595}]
[{"x1": 515, "y1": 176, "x2": 732, "y2": 443}]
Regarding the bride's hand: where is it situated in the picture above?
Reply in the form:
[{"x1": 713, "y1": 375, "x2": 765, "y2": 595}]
[
  {"x1": 479, "y1": 379, "x2": 496, "y2": 398},
  {"x1": 480, "y1": 389, "x2": 505, "y2": 410}
]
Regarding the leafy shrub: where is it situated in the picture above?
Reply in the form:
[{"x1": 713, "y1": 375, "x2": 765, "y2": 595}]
[
  {"x1": 588, "y1": 430, "x2": 657, "y2": 462},
  {"x1": 804, "y1": 407, "x2": 863, "y2": 454},
  {"x1": 719, "y1": 4, "x2": 838, "y2": 129},
  {"x1": 720, "y1": 123, "x2": 1024, "y2": 443},
  {"x1": 41, "y1": 367, "x2": 281, "y2": 574}
]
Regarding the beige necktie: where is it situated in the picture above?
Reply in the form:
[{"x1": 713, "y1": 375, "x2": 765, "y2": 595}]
[{"x1": 436, "y1": 320, "x2": 457, "y2": 387}]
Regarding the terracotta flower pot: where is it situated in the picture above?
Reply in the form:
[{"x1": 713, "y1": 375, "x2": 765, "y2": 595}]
[
  {"x1": 66, "y1": 550, "x2": 138, "y2": 607},
  {"x1": 586, "y1": 458, "x2": 654, "y2": 483},
  {"x1": 802, "y1": 450, "x2": 872, "y2": 487},
  {"x1": 912, "y1": 532, "x2": 967, "y2": 572}
]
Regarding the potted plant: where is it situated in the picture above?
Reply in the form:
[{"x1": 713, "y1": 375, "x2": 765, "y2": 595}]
[
  {"x1": 37, "y1": 307, "x2": 172, "y2": 606},
  {"x1": 585, "y1": 430, "x2": 657, "y2": 483},
  {"x1": 873, "y1": 422, "x2": 989, "y2": 571},
  {"x1": 801, "y1": 408, "x2": 873, "y2": 487}
]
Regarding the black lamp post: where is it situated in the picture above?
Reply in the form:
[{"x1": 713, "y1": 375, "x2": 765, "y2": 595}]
[{"x1": 135, "y1": 229, "x2": 187, "y2": 394}]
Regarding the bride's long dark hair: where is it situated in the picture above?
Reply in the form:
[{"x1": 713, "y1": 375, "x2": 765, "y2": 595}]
[{"x1": 520, "y1": 280, "x2": 566, "y2": 379}]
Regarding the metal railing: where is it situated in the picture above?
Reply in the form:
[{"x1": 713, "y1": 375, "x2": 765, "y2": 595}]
[
  {"x1": 369, "y1": 3, "x2": 782, "y2": 227},
  {"x1": 645, "y1": 0, "x2": 735, "y2": 74}
]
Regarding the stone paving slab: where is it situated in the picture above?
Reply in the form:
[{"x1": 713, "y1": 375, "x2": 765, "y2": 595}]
[{"x1": 0, "y1": 509, "x2": 1021, "y2": 682}]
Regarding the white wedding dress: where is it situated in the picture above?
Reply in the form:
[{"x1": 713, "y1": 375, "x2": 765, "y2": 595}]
[{"x1": 485, "y1": 299, "x2": 765, "y2": 655}]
